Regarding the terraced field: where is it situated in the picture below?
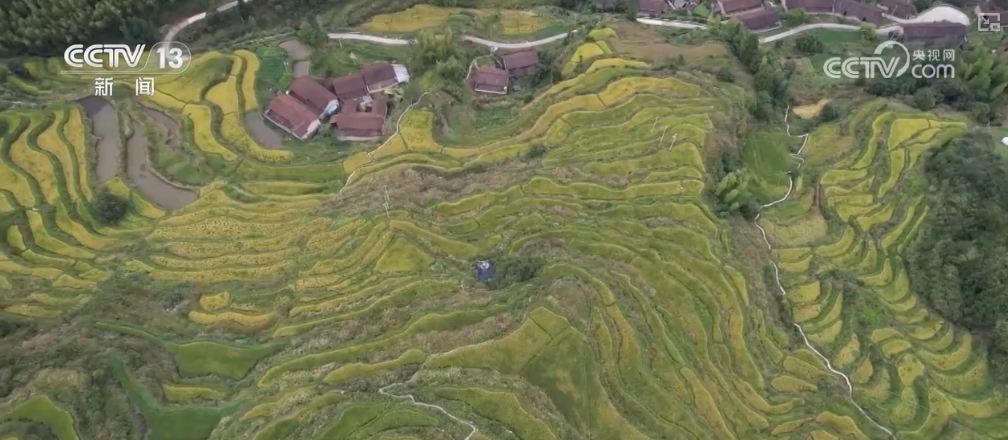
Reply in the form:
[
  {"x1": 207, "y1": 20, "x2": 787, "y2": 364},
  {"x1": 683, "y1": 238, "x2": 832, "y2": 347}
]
[
  {"x1": 759, "y1": 100, "x2": 1008, "y2": 439},
  {"x1": 2, "y1": 45, "x2": 1004, "y2": 440}
]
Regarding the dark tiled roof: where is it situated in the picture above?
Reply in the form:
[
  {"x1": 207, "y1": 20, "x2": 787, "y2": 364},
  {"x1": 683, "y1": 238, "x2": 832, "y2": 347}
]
[
  {"x1": 288, "y1": 77, "x2": 337, "y2": 115},
  {"x1": 360, "y1": 63, "x2": 397, "y2": 87},
  {"x1": 721, "y1": 0, "x2": 763, "y2": 14},
  {"x1": 901, "y1": 22, "x2": 968, "y2": 40},
  {"x1": 638, "y1": 0, "x2": 671, "y2": 13},
  {"x1": 370, "y1": 99, "x2": 388, "y2": 117},
  {"x1": 834, "y1": 0, "x2": 884, "y2": 23},
  {"x1": 502, "y1": 51, "x2": 539, "y2": 70},
  {"x1": 473, "y1": 66, "x2": 509, "y2": 93},
  {"x1": 737, "y1": 8, "x2": 781, "y2": 30},
  {"x1": 324, "y1": 73, "x2": 368, "y2": 102},
  {"x1": 878, "y1": 0, "x2": 916, "y2": 18},
  {"x1": 333, "y1": 112, "x2": 384, "y2": 132},
  {"x1": 979, "y1": 3, "x2": 1008, "y2": 24},
  {"x1": 266, "y1": 94, "x2": 318, "y2": 138},
  {"x1": 784, "y1": 0, "x2": 834, "y2": 12}
]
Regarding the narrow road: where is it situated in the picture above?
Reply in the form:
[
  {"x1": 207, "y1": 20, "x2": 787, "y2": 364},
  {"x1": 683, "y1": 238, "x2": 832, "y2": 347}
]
[{"x1": 326, "y1": 32, "x2": 411, "y2": 46}]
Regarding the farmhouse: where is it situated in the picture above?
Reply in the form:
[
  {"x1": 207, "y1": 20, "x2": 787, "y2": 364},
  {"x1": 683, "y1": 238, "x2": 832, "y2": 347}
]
[
  {"x1": 833, "y1": 0, "x2": 883, "y2": 23},
  {"x1": 472, "y1": 66, "x2": 510, "y2": 95},
  {"x1": 718, "y1": 0, "x2": 764, "y2": 15},
  {"x1": 595, "y1": 0, "x2": 618, "y2": 10},
  {"x1": 502, "y1": 51, "x2": 540, "y2": 77},
  {"x1": 977, "y1": 3, "x2": 1008, "y2": 30},
  {"x1": 900, "y1": 22, "x2": 968, "y2": 46},
  {"x1": 287, "y1": 77, "x2": 339, "y2": 118},
  {"x1": 783, "y1": 0, "x2": 834, "y2": 13},
  {"x1": 638, "y1": 0, "x2": 672, "y2": 15},
  {"x1": 324, "y1": 73, "x2": 370, "y2": 103},
  {"x1": 736, "y1": 8, "x2": 782, "y2": 30},
  {"x1": 361, "y1": 63, "x2": 411, "y2": 94},
  {"x1": 878, "y1": 0, "x2": 916, "y2": 19},
  {"x1": 329, "y1": 99, "x2": 388, "y2": 141},
  {"x1": 264, "y1": 94, "x2": 321, "y2": 140}
]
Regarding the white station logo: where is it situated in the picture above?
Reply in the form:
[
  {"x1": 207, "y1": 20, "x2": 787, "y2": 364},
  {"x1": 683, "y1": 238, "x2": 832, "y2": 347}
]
[{"x1": 64, "y1": 44, "x2": 146, "y2": 69}]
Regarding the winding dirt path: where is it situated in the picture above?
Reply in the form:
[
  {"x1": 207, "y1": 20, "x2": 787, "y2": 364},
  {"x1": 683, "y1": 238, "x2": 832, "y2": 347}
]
[
  {"x1": 378, "y1": 383, "x2": 479, "y2": 440},
  {"x1": 77, "y1": 96, "x2": 120, "y2": 184},
  {"x1": 125, "y1": 121, "x2": 199, "y2": 209},
  {"x1": 753, "y1": 107, "x2": 895, "y2": 439}
]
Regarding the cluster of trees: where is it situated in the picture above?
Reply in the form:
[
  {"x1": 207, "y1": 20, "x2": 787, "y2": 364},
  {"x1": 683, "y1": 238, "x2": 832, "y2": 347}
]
[
  {"x1": 718, "y1": 20, "x2": 792, "y2": 122},
  {"x1": 864, "y1": 47, "x2": 1007, "y2": 123},
  {"x1": 0, "y1": 0, "x2": 190, "y2": 57},
  {"x1": 411, "y1": 31, "x2": 468, "y2": 97},
  {"x1": 908, "y1": 135, "x2": 1008, "y2": 382},
  {"x1": 481, "y1": 256, "x2": 544, "y2": 290},
  {"x1": 91, "y1": 191, "x2": 131, "y2": 225},
  {"x1": 713, "y1": 169, "x2": 761, "y2": 219},
  {"x1": 794, "y1": 34, "x2": 824, "y2": 55}
]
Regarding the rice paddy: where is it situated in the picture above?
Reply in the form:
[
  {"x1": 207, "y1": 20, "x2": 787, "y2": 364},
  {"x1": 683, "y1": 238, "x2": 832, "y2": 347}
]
[{"x1": 0, "y1": 35, "x2": 1002, "y2": 440}]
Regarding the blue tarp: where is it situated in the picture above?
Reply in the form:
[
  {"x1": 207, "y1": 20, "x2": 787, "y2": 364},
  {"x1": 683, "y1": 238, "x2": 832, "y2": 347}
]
[{"x1": 476, "y1": 260, "x2": 495, "y2": 282}]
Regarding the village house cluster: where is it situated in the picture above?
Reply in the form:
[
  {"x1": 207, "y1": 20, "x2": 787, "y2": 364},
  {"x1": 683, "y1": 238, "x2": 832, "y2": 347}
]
[
  {"x1": 470, "y1": 50, "x2": 540, "y2": 95},
  {"x1": 263, "y1": 63, "x2": 410, "y2": 141},
  {"x1": 597, "y1": 0, "x2": 974, "y2": 41}
]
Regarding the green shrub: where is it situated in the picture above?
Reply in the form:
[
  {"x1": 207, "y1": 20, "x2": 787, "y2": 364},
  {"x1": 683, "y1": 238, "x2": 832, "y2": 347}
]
[
  {"x1": 819, "y1": 102, "x2": 839, "y2": 122},
  {"x1": 92, "y1": 190, "x2": 131, "y2": 225},
  {"x1": 716, "y1": 67, "x2": 735, "y2": 83},
  {"x1": 484, "y1": 256, "x2": 544, "y2": 290}
]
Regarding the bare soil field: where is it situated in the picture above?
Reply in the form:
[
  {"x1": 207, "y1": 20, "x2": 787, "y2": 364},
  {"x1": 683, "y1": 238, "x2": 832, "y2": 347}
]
[
  {"x1": 77, "y1": 96, "x2": 120, "y2": 184},
  {"x1": 244, "y1": 112, "x2": 284, "y2": 149},
  {"x1": 279, "y1": 40, "x2": 311, "y2": 77},
  {"x1": 125, "y1": 121, "x2": 198, "y2": 209},
  {"x1": 608, "y1": 22, "x2": 728, "y2": 62}
]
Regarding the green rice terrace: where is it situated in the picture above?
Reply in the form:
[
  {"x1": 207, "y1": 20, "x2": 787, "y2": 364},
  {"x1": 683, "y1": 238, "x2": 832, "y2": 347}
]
[{"x1": 2, "y1": 30, "x2": 1008, "y2": 440}]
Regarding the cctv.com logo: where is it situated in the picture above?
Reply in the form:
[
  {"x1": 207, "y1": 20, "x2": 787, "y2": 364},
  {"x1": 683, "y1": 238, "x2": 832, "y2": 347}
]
[{"x1": 823, "y1": 40, "x2": 955, "y2": 80}]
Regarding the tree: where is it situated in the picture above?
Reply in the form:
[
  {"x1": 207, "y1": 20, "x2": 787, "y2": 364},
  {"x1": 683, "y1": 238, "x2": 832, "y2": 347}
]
[
  {"x1": 714, "y1": 169, "x2": 760, "y2": 219},
  {"x1": 92, "y1": 191, "x2": 131, "y2": 225},
  {"x1": 819, "y1": 102, "x2": 839, "y2": 122},
  {"x1": 297, "y1": 22, "x2": 325, "y2": 47},
  {"x1": 781, "y1": 8, "x2": 807, "y2": 26},
  {"x1": 859, "y1": 23, "x2": 878, "y2": 42},
  {"x1": 6, "y1": 60, "x2": 30, "y2": 79},
  {"x1": 794, "y1": 34, "x2": 824, "y2": 54},
  {"x1": 716, "y1": 67, "x2": 735, "y2": 83},
  {"x1": 912, "y1": 87, "x2": 938, "y2": 110},
  {"x1": 119, "y1": 18, "x2": 159, "y2": 46}
]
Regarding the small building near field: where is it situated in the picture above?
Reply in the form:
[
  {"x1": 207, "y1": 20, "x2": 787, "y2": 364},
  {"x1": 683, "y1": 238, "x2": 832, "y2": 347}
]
[
  {"x1": 472, "y1": 66, "x2": 510, "y2": 95},
  {"x1": 638, "y1": 0, "x2": 672, "y2": 15},
  {"x1": 878, "y1": 0, "x2": 916, "y2": 19},
  {"x1": 736, "y1": 8, "x2": 782, "y2": 30},
  {"x1": 977, "y1": 3, "x2": 1008, "y2": 31},
  {"x1": 502, "y1": 51, "x2": 540, "y2": 77},
  {"x1": 264, "y1": 94, "x2": 321, "y2": 140},
  {"x1": 329, "y1": 99, "x2": 388, "y2": 141},
  {"x1": 287, "y1": 77, "x2": 339, "y2": 117},
  {"x1": 361, "y1": 63, "x2": 411, "y2": 94},
  {"x1": 782, "y1": 0, "x2": 834, "y2": 13},
  {"x1": 834, "y1": 0, "x2": 884, "y2": 23},
  {"x1": 899, "y1": 22, "x2": 968, "y2": 46},
  {"x1": 718, "y1": 0, "x2": 764, "y2": 16},
  {"x1": 325, "y1": 73, "x2": 371, "y2": 104}
]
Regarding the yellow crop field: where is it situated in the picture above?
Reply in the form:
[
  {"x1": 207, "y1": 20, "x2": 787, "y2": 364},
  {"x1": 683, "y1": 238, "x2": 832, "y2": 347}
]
[
  {"x1": 235, "y1": 50, "x2": 260, "y2": 112},
  {"x1": 820, "y1": 168, "x2": 868, "y2": 186},
  {"x1": 498, "y1": 11, "x2": 548, "y2": 34},
  {"x1": 589, "y1": 27, "x2": 618, "y2": 40},
  {"x1": 150, "y1": 216, "x2": 292, "y2": 241},
  {"x1": 182, "y1": 105, "x2": 239, "y2": 160},
  {"x1": 206, "y1": 73, "x2": 241, "y2": 115},
  {"x1": 375, "y1": 238, "x2": 434, "y2": 273},
  {"x1": 162, "y1": 384, "x2": 226, "y2": 402},
  {"x1": 833, "y1": 335, "x2": 860, "y2": 368},
  {"x1": 770, "y1": 375, "x2": 817, "y2": 393},
  {"x1": 143, "y1": 91, "x2": 187, "y2": 111},
  {"x1": 10, "y1": 117, "x2": 60, "y2": 205},
  {"x1": 127, "y1": 259, "x2": 294, "y2": 283},
  {"x1": 5, "y1": 304, "x2": 62, "y2": 318},
  {"x1": 7, "y1": 226, "x2": 26, "y2": 251},
  {"x1": 188, "y1": 310, "x2": 275, "y2": 328},
  {"x1": 399, "y1": 111, "x2": 441, "y2": 152},
  {"x1": 27, "y1": 292, "x2": 85, "y2": 307},
  {"x1": 27, "y1": 212, "x2": 96, "y2": 260},
  {"x1": 199, "y1": 291, "x2": 231, "y2": 311},
  {"x1": 585, "y1": 58, "x2": 649, "y2": 74},
  {"x1": 362, "y1": 5, "x2": 459, "y2": 32},
  {"x1": 887, "y1": 118, "x2": 930, "y2": 149},
  {"x1": 221, "y1": 112, "x2": 292, "y2": 162},
  {"x1": 563, "y1": 43, "x2": 608, "y2": 77},
  {"x1": 35, "y1": 110, "x2": 83, "y2": 201},
  {"x1": 597, "y1": 77, "x2": 700, "y2": 107},
  {"x1": 150, "y1": 247, "x2": 298, "y2": 270}
]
